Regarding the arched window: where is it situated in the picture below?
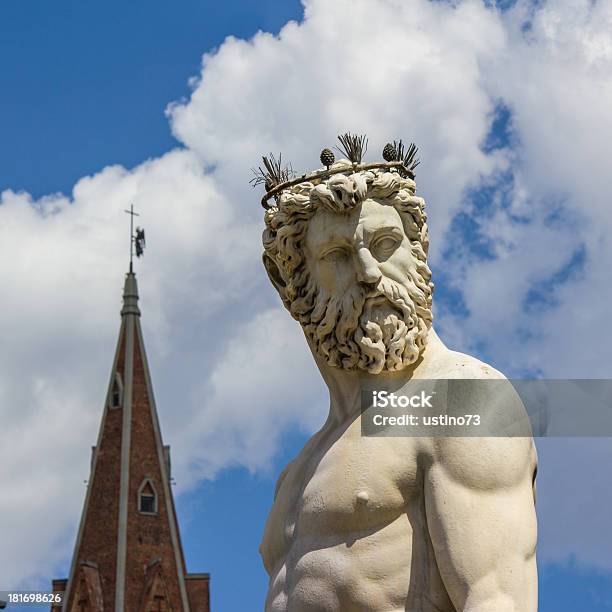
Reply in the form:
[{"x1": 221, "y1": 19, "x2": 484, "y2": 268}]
[
  {"x1": 138, "y1": 478, "x2": 158, "y2": 514},
  {"x1": 109, "y1": 373, "x2": 123, "y2": 409}
]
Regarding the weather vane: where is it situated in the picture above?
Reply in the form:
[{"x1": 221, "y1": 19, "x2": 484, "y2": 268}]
[{"x1": 124, "y1": 204, "x2": 146, "y2": 272}]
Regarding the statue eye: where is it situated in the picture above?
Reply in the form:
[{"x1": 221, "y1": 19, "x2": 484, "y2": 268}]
[
  {"x1": 372, "y1": 235, "x2": 400, "y2": 256},
  {"x1": 321, "y1": 247, "x2": 350, "y2": 262}
]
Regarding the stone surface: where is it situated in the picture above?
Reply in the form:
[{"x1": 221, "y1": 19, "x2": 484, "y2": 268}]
[{"x1": 260, "y1": 161, "x2": 538, "y2": 611}]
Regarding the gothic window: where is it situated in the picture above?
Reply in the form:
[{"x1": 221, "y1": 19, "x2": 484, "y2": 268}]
[
  {"x1": 109, "y1": 373, "x2": 123, "y2": 409},
  {"x1": 138, "y1": 478, "x2": 158, "y2": 514}
]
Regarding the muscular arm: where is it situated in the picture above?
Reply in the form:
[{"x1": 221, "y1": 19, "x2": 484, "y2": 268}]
[{"x1": 424, "y1": 421, "x2": 538, "y2": 610}]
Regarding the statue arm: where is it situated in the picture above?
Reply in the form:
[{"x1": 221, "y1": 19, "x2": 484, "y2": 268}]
[{"x1": 424, "y1": 435, "x2": 538, "y2": 612}]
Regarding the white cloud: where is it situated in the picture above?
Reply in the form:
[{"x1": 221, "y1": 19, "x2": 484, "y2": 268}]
[
  {"x1": 0, "y1": 148, "x2": 244, "y2": 587},
  {"x1": 168, "y1": 0, "x2": 507, "y2": 252},
  {"x1": 1, "y1": 0, "x2": 612, "y2": 589},
  {"x1": 435, "y1": 0, "x2": 612, "y2": 376},
  {"x1": 174, "y1": 309, "x2": 327, "y2": 485}
]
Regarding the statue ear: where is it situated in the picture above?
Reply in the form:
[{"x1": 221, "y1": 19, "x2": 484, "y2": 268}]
[{"x1": 262, "y1": 253, "x2": 287, "y2": 297}]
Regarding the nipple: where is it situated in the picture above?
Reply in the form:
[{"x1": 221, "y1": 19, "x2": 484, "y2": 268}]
[{"x1": 356, "y1": 490, "x2": 369, "y2": 504}]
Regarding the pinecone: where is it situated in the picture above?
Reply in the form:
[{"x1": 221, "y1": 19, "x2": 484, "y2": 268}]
[
  {"x1": 382, "y1": 142, "x2": 397, "y2": 162},
  {"x1": 320, "y1": 148, "x2": 335, "y2": 168}
]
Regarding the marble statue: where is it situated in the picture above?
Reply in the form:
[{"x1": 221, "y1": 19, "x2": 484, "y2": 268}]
[{"x1": 257, "y1": 141, "x2": 538, "y2": 612}]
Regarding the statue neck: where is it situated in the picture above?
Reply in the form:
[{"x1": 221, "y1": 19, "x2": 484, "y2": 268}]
[{"x1": 309, "y1": 328, "x2": 446, "y2": 424}]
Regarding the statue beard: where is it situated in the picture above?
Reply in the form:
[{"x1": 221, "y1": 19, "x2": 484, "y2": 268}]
[{"x1": 299, "y1": 272, "x2": 432, "y2": 375}]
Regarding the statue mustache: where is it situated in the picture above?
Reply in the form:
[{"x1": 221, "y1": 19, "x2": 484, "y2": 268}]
[{"x1": 361, "y1": 277, "x2": 417, "y2": 321}]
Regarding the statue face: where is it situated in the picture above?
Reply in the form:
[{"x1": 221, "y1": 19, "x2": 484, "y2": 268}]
[
  {"x1": 302, "y1": 198, "x2": 432, "y2": 374},
  {"x1": 262, "y1": 167, "x2": 433, "y2": 374}
]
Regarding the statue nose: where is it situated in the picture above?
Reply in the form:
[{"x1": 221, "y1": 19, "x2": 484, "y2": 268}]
[{"x1": 356, "y1": 248, "x2": 381, "y2": 285}]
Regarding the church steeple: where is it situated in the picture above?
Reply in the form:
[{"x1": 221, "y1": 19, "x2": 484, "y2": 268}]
[{"x1": 52, "y1": 270, "x2": 210, "y2": 611}]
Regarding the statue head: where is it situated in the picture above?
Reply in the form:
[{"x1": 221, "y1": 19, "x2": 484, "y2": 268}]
[{"x1": 260, "y1": 144, "x2": 434, "y2": 375}]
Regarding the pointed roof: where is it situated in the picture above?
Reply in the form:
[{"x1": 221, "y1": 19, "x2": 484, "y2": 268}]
[{"x1": 56, "y1": 272, "x2": 209, "y2": 612}]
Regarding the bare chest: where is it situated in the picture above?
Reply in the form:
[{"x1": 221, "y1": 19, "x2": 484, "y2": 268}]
[{"x1": 260, "y1": 420, "x2": 421, "y2": 574}]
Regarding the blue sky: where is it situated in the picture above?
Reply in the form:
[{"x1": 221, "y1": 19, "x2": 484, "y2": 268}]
[
  {"x1": 0, "y1": 0, "x2": 301, "y2": 197},
  {"x1": 1, "y1": 0, "x2": 612, "y2": 610}
]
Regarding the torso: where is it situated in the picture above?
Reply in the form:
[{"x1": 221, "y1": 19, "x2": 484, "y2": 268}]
[{"x1": 260, "y1": 415, "x2": 454, "y2": 611}]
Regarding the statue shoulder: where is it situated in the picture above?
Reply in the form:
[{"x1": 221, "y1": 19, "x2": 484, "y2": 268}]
[
  {"x1": 427, "y1": 346, "x2": 507, "y2": 380},
  {"x1": 419, "y1": 330, "x2": 506, "y2": 380},
  {"x1": 424, "y1": 349, "x2": 536, "y2": 491}
]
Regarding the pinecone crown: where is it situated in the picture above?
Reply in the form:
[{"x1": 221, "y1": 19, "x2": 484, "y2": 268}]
[{"x1": 252, "y1": 132, "x2": 420, "y2": 209}]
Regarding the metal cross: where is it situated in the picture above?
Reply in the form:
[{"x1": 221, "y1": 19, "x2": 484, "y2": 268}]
[{"x1": 124, "y1": 204, "x2": 140, "y2": 272}]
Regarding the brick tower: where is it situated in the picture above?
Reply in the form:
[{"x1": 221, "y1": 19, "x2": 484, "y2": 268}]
[{"x1": 52, "y1": 271, "x2": 210, "y2": 611}]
